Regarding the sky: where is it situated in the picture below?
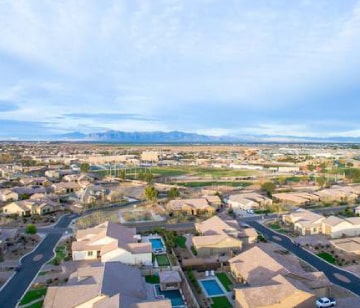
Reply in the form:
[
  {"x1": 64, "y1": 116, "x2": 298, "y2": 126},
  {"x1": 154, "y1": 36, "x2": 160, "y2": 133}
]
[{"x1": 1, "y1": 0, "x2": 360, "y2": 139}]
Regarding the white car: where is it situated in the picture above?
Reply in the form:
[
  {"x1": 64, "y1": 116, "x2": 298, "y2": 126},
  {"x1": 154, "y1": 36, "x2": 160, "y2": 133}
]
[{"x1": 316, "y1": 297, "x2": 336, "y2": 307}]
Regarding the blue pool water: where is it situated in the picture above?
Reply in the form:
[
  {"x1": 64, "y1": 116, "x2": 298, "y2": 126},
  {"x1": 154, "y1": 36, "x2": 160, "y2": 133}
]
[
  {"x1": 200, "y1": 279, "x2": 225, "y2": 297},
  {"x1": 155, "y1": 285, "x2": 185, "y2": 307},
  {"x1": 149, "y1": 238, "x2": 165, "y2": 250}
]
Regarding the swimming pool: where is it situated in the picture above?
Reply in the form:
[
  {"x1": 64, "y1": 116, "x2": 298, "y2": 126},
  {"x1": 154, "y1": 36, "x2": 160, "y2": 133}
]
[
  {"x1": 149, "y1": 238, "x2": 165, "y2": 252},
  {"x1": 155, "y1": 285, "x2": 185, "y2": 307},
  {"x1": 199, "y1": 279, "x2": 225, "y2": 297}
]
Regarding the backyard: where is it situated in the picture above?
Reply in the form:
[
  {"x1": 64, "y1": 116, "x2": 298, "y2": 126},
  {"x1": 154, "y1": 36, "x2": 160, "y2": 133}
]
[
  {"x1": 216, "y1": 272, "x2": 233, "y2": 292},
  {"x1": 211, "y1": 296, "x2": 232, "y2": 308},
  {"x1": 145, "y1": 275, "x2": 160, "y2": 284},
  {"x1": 175, "y1": 235, "x2": 187, "y2": 248},
  {"x1": 156, "y1": 254, "x2": 171, "y2": 267}
]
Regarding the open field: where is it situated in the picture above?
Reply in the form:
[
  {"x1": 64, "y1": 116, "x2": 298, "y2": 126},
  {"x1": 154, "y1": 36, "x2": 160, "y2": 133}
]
[{"x1": 172, "y1": 181, "x2": 252, "y2": 187}]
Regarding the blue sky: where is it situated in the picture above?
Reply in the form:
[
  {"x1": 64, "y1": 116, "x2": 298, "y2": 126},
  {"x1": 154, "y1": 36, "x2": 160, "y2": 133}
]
[{"x1": 1, "y1": 0, "x2": 360, "y2": 139}]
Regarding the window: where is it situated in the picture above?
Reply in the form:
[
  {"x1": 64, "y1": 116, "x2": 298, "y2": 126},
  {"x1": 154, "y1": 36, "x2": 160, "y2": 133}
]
[{"x1": 87, "y1": 251, "x2": 93, "y2": 256}]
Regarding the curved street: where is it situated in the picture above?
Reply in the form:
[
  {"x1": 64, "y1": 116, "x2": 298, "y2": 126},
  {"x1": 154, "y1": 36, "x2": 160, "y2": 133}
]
[
  {"x1": 0, "y1": 200, "x2": 139, "y2": 308},
  {"x1": 246, "y1": 220, "x2": 360, "y2": 296},
  {"x1": 0, "y1": 214, "x2": 76, "y2": 308}
]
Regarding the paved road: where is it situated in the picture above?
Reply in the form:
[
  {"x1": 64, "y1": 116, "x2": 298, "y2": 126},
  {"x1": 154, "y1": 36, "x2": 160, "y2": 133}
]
[
  {"x1": 246, "y1": 220, "x2": 360, "y2": 296},
  {"x1": 0, "y1": 214, "x2": 75, "y2": 308}
]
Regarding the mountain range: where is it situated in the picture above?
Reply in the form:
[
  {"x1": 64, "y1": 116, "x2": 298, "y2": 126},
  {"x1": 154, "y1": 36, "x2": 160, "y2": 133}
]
[{"x1": 53, "y1": 130, "x2": 360, "y2": 143}]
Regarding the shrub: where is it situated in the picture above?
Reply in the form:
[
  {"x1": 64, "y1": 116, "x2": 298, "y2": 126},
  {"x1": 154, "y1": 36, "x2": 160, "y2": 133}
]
[{"x1": 26, "y1": 224, "x2": 37, "y2": 234}]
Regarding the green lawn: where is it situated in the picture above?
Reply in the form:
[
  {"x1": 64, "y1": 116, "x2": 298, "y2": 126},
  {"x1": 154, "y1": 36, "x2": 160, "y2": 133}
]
[
  {"x1": 172, "y1": 181, "x2": 252, "y2": 188},
  {"x1": 215, "y1": 273, "x2": 233, "y2": 292},
  {"x1": 211, "y1": 296, "x2": 232, "y2": 308},
  {"x1": 156, "y1": 254, "x2": 171, "y2": 266},
  {"x1": 175, "y1": 235, "x2": 186, "y2": 248},
  {"x1": 145, "y1": 275, "x2": 160, "y2": 284},
  {"x1": 25, "y1": 301, "x2": 44, "y2": 308},
  {"x1": 149, "y1": 167, "x2": 190, "y2": 177},
  {"x1": 48, "y1": 245, "x2": 67, "y2": 265},
  {"x1": 317, "y1": 252, "x2": 336, "y2": 264},
  {"x1": 269, "y1": 222, "x2": 281, "y2": 230},
  {"x1": 19, "y1": 288, "x2": 47, "y2": 305}
]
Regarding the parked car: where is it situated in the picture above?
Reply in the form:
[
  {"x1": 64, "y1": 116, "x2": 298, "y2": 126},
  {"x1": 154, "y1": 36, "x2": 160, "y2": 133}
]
[{"x1": 316, "y1": 297, "x2": 336, "y2": 307}]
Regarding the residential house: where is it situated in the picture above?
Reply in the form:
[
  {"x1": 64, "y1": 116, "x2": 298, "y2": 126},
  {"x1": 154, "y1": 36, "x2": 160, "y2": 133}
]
[
  {"x1": 283, "y1": 209, "x2": 360, "y2": 238},
  {"x1": 228, "y1": 195, "x2": 259, "y2": 211},
  {"x1": 72, "y1": 221, "x2": 152, "y2": 266},
  {"x1": 19, "y1": 177, "x2": 50, "y2": 186},
  {"x1": 234, "y1": 274, "x2": 315, "y2": 308},
  {"x1": 13, "y1": 186, "x2": 47, "y2": 197},
  {"x1": 2, "y1": 200, "x2": 32, "y2": 216},
  {"x1": 0, "y1": 189, "x2": 18, "y2": 202},
  {"x1": 355, "y1": 205, "x2": 360, "y2": 216},
  {"x1": 230, "y1": 246, "x2": 329, "y2": 307},
  {"x1": 272, "y1": 193, "x2": 313, "y2": 206},
  {"x1": 330, "y1": 237, "x2": 360, "y2": 256},
  {"x1": 228, "y1": 192, "x2": 272, "y2": 211},
  {"x1": 205, "y1": 195, "x2": 222, "y2": 207},
  {"x1": 43, "y1": 262, "x2": 171, "y2": 308},
  {"x1": 166, "y1": 198, "x2": 216, "y2": 216},
  {"x1": 322, "y1": 216, "x2": 360, "y2": 238},
  {"x1": 2, "y1": 199, "x2": 60, "y2": 216},
  {"x1": 282, "y1": 209, "x2": 324, "y2": 235},
  {"x1": 80, "y1": 185, "x2": 109, "y2": 205},
  {"x1": 52, "y1": 182, "x2": 81, "y2": 194},
  {"x1": 192, "y1": 216, "x2": 256, "y2": 257}
]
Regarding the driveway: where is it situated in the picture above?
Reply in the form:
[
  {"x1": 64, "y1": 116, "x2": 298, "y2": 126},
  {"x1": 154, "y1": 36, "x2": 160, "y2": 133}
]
[{"x1": 246, "y1": 220, "x2": 360, "y2": 296}]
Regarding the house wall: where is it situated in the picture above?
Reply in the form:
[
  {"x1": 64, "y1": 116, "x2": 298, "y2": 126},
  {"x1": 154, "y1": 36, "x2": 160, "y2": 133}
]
[
  {"x1": 0, "y1": 192, "x2": 18, "y2": 202},
  {"x1": 329, "y1": 226, "x2": 360, "y2": 238},
  {"x1": 101, "y1": 248, "x2": 152, "y2": 266},
  {"x1": 195, "y1": 239, "x2": 242, "y2": 257},
  {"x1": 72, "y1": 250, "x2": 98, "y2": 261}
]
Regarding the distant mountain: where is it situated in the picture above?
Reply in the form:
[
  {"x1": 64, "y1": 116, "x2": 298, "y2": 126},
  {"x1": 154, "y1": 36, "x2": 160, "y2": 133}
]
[
  {"x1": 54, "y1": 131, "x2": 87, "y2": 140},
  {"x1": 85, "y1": 130, "x2": 229, "y2": 142},
  {"x1": 54, "y1": 130, "x2": 360, "y2": 143}
]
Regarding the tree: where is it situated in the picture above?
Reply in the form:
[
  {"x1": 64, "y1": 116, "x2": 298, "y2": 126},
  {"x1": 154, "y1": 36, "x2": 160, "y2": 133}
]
[
  {"x1": 144, "y1": 185, "x2": 158, "y2": 202},
  {"x1": 261, "y1": 182, "x2": 276, "y2": 197},
  {"x1": 347, "y1": 162, "x2": 354, "y2": 168},
  {"x1": 26, "y1": 224, "x2": 37, "y2": 234},
  {"x1": 345, "y1": 168, "x2": 360, "y2": 183},
  {"x1": 277, "y1": 176, "x2": 287, "y2": 186},
  {"x1": 307, "y1": 164, "x2": 315, "y2": 172},
  {"x1": 119, "y1": 169, "x2": 126, "y2": 179},
  {"x1": 168, "y1": 187, "x2": 180, "y2": 199},
  {"x1": 21, "y1": 193, "x2": 30, "y2": 200},
  {"x1": 80, "y1": 163, "x2": 90, "y2": 173},
  {"x1": 316, "y1": 176, "x2": 326, "y2": 188}
]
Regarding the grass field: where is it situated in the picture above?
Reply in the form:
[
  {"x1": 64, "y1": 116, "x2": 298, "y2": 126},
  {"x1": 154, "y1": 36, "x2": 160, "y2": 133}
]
[
  {"x1": 215, "y1": 272, "x2": 233, "y2": 291},
  {"x1": 172, "y1": 181, "x2": 252, "y2": 187},
  {"x1": 317, "y1": 252, "x2": 336, "y2": 264},
  {"x1": 145, "y1": 275, "x2": 160, "y2": 284},
  {"x1": 175, "y1": 235, "x2": 186, "y2": 248},
  {"x1": 147, "y1": 166, "x2": 259, "y2": 178},
  {"x1": 19, "y1": 288, "x2": 47, "y2": 305},
  {"x1": 211, "y1": 296, "x2": 232, "y2": 308},
  {"x1": 156, "y1": 254, "x2": 171, "y2": 266}
]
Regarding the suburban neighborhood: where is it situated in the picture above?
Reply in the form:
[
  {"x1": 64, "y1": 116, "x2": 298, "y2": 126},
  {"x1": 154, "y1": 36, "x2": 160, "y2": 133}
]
[{"x1": 1, "y1": 142, "x2": 360, "y2": 307}]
